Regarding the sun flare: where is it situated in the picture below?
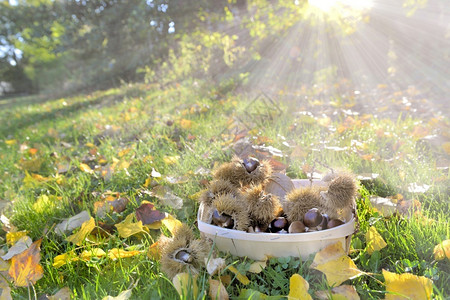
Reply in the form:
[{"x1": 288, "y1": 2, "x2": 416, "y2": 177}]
[{"x1": 308, "y1": 0, "x2": 374, "y2": 12}]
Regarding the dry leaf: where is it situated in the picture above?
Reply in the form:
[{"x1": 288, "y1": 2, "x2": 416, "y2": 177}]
[
  {"x1": 288, "y1": 274, "x2": 312, "y2": 300},
  {"x1": 52, "y1": 252, "x2": 79, "y2": 268},
  {"x1": 108, "y1": 197, "x2": 129, "y2": 213},
  {"x1": 55, "y1": 211, "x2": 91, "y2": 236},
  {"x1": 209, "y1": 279, "x2": 229, "y2": 300},
  {"x1": 315, "y1": 285, "x2": 360, "y2": 300},
  {"x1": 115, "y1": 214, "x2": 145, "y2": 238},
  {"x1": 107, "y1": 249, "x2": 142, "y2": 260},
  {"x1": 66, "y1": 217, "x2": 95, "y2": 245},
  {"x1": 5, "y1": 140, "x2": 17, "y2": 145},
  {"x1": 152, "y1": 186, "x2": 183, "y2": 209},
  {"x1": 80, "y1": 163, "x2": 94, "y2": 174},
  {"x1": 433, "y1": 240, "x2": 450, "y2": 261},
  {"x1": 6, "y1": 231, "x2": 28, "y2": 246},
  {"x1": 94, "y1": 201, "x2": 112, "y2": 218},
  {"x1": 135, "y1": 203, "x2": 165, "y2": 225},
  {"x1": 383, "y1": 269, "x2": 432, "y2": 300},
  {"x1": 102, "y1": 289, "x2": 132, "y2": 300},
  {"x1": 365, "y1": 226, "x2": 387, "y2": 255},
  {"x1": 205, "y1": 257, "x2": 226, "y2": 276},
  {"x1": 173, "y1": 273, "x2": 198, "y2": 298},
  {"x1": 369, "y1": 196, "x2": 397, "y2": 217},
  {"x1": 80, "y1": 248, "x2": 106, "y2": 261},
  {"x1": 48, "y1": 287, "x2": 72, "y2": 300},
  {"x1": 180, "y1": 119, "x2": 193, "y2": 129},
  {"x1": 9, "y1": 239, "x2": 43, "y2": 287},
  {"x1": 161, "y1": 214, "x2": 182, "y2": 236},
  {"x1": 311, "y1": 242, "x2": 363, "y2": 286},
  {"x1": 163, "y1": 156, "x2": 179, "y2": 165},
  {"x1": 1, "y1": 236, "x2": 32, "y2": 260},
  {"x1": 264, "y1": 173, "x2": 294, "y2": 202},
  {"x1": 147, "y1": 241, "x2": 161, "y2": 260},
  {"x1": 248, "y1": 260, "x2": 267, "y2": 274},
  {"x1": 0, "y1": 277, "x2": 12, "y2": 300},
  {"x1": 228, "y1": 266, "x2": 250, "y2": 285}
]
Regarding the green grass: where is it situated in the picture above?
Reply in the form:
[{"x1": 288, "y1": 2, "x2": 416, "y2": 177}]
[{"x1": 0, "y1": 81, "x2": 448, "y2": 299}]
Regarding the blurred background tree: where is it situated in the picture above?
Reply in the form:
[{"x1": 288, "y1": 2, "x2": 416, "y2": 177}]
[{"x1": 0, "y1": 0, "x2": 448, "y2": 100}]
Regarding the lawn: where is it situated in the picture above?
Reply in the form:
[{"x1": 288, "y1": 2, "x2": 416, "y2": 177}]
[{"x1": 0, "y1": 81, "x2": 448, "y2": 299}]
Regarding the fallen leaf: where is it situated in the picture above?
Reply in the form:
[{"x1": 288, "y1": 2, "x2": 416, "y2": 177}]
[
  {"x1": 80, "y1": 163, "x2": 94, "y2": 174},
  {"x1": 288, "y1": 274, "x2": 312, "y2": 300},
  {"x1": 5, "y1": 140, "x2": 17, "y2": 145},
  {"x1": 433, "y1": 240, "x2": 450, "y2": 261},
  {"x1": 115, "y1": 214, "x2": 145, "y2": 238},
  {"x1": 0, "y1": 277, "x2": 12, "y2": 300},
  {"x1": 94, "y1": 201, "x2": 112, "y2": 218},
  {"x1": 135, "y1": 203, "x2": 165, "y2": 225},
  {"x1": 48, "y1": 287, "x2": 72, "y2": 300},
  {"x1": 66, "y1": 217, "x2": 95, "y2": 245},
  {"x1": 173, "y1": 273, "x2": 198, "y2": 298},
  {"x1": 315, "y1": 285, "x2": 360, "y2": 300},
  {"x1": 161, "y1": 214, "x2": 182, "y2": 236},
  {"x1": 102, "y1": 289, "x2": 132, "y2": 300},
  {"x1": 151, "y1": 168, "x2": 161, "y2": 178},
  {"x1": 147, "y1": 241, "x2": 161, "y2": 260},
  {"x1": 1, "y1": 236, "x2": 32, "y2": 260},
  {"x1": 180, "y1": 119, "x2": 193, "y2": 129},
  {"x1": 108, "y1": 197, "x2": 129, "y2": 213},
  {"x1": 80, "y1": 248, "x2": 106, "y2": 261},
  {"x1": 265, "y1": 173, "x2": 294, "y2": 202},
  {"x1": 9, "y1": 239, "x2": 43, "y2": 287},
  {"x1": 365, "y1": 226, "x2": 387, "y2": 255},
  {"x1": 397, "y1": 199, "x2": 421, "y2": 217},
  {"x1": 407, "y1": 183, "x2": 430, "y2": 193},
  {"x1": 369, "y1": 196, "x2": 397, "y2": 217},
  {"x1": 383, "y1": 269, "x2": 432, "y2": 300},
  {"x1": 107, "y1": 248, "x2": 142, "y2": 260},
  {"x1": 118, "y1": 148, "x2": 131, "y2": 157},
  {"x1": 152, "y1": 186, "x2": 183, "y2": 209},
  {"x1": 209, "y1": 279, "x2": 229, "y2": 300},
  {"x1": 311, "y1": 242, "x2": 363, "y2": 286},
  {"x1": 55, "y1": 211, "x2": 91, "y2": 236},
  {"x1": 228, "y1": 266, "x2": 250, "y2": 285},
  {"x1": 248, "y1": 260, "x2": 267, "y2": 274},
  {"x1": 52, "y1": 252, "x2": 79, "y2": 268},
  {"x1": 163, "y1": 156, "x2": 180, "y2": 165},
  {"x1": 205, "y1": 257, "x2": 226, "y2": 276},
  {"x1": 6, "y1": 231, "x2": 28, "y2": 246}
]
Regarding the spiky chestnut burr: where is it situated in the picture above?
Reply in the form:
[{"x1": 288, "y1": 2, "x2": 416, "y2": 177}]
[
  {"x1": 159, "y1": 224, "x2": 211, "y2": 279},
  {"x1": 212, "y1": 156, "x2": 272, "y2": 188},
  {"x1": 283, "y1": 187, "x2": 326, "y2": 223},
  {"x1": 212, "y1": 193, "x2": 250, "y2": 231},
  {"x1": 320, "y1": 173, "x2": 357, "y2": 220},
  {"x1": 245, "y1": 184, "x2": 282, "y2": 230}
]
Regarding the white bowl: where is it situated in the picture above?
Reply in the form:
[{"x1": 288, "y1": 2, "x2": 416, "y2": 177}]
[{"x1": 197, "y1": 203, "x2": 355, "y2": 261}]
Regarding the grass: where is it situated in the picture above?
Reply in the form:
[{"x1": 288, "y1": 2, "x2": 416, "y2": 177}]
[{"x1": 0, "y1": 80, "x2": 448, "y2": 299}]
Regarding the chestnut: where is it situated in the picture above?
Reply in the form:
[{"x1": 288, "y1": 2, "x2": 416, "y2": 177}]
[
  {"x1": 254, "y1": 225, "x2": 264, "y2": 233},
  {"x1": 269, "y1": 217, "x2": 288, "y2": 233},
  {"x1": 327, "y1": 219, "x2": 345, "y2": 228},
  {"x1": 242, "y1": 157, "x2": 260, "y2": 173},
  {"x1": 288, "y1": 221, "x2": 306, "y2": 233},
  {"x1": 303, "y1": 208, "x2": 323, "y2": 228},
  {"x1": 212, "y1": 210, "x2": 234, "y2": 229},
  {"x1": 175, "y1": 250, "x2": 192, "y2": 263},
  {"x1": 317, "y1": 214, "x2": 329, "y2": 231}
]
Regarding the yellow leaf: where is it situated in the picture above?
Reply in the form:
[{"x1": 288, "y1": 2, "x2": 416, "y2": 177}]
[
  {"x1": 443, "y1": 142, "x2": 450, "y2": 155},
  {"x1": 147, "y1": 241, "x2": 161, "y2": 260},
  {"x1": 107, "y1": 248, "x2": 141, "y2": 260},
  {"x1": 115, "y1": 214, "x2": 145, "y2": 238},
  {"x1": 365, "y1": 226, "x2": 387, "y2": 255},
  {"x1": 163, "y1": 156, "x2": 179, "y2": 165},
  {"x1": 315, "y1": 285, "x2": 360, "y2": 300},
  {"x1": 208, "y1": 279, "x2": 229, "y2": 300},
  {"x1": 161, "y1": 214, "x2": 182, "y2": 236},
  {"x1": 143, "y1": 177, "x2": 152, "y2": 188},
  {"x1": 5, "y1": 140, "x2": 17, "y2": 145},
  {"x1": 228, "y1": 266, "x2": 250, "y2": 285},
  {"x1": 85, "y1": 142, "x2": 95, "y2": 148},
  {"x1": 6, "y1": 231, "x2": 28, "y2": 246},
  {"x1": 311, "y1": 242, "x2": 363, "y2": 286},
  {"x1": 173, "y1": 273, "x2": 198, "y2": 298},
  {"x1": 80, "y1": 163, "x2": 94, "y2": 174},
  {"x1": 433, "y1": 240, "x2": 450, "y2": 261},
  {"x1": 248, "y1": 260, "x2": 267, "y2": 274},
  {"x1": 80, "y1": 248, "x2": 106, "y2": 261},
  {"x1": 383, "y1": 269, "x2": 432, "y2": 300},
  {"x1": 52, "y1": 252, "x2": 79, "y2": 268},
  {"x1": 9, "y1": 239, "x2": 44, "y2": 287},
  {"x1": 33, "y1": 194, "x2": 56, "y2": 213},
  {"x1": 180, "y1": 119, "x2": 193, "y2": 129},
  {"x1": 66, "y1": 217, "x2": 95, "y2": 245},
  {"x1": 288, "y1": 274, "x2": 312, "y2": 300},
  {"x1": 118, "y1": 148, "x2": 131, "y2": 157}
]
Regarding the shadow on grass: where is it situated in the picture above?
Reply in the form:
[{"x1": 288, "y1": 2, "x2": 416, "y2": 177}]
[{"x1": 0, "y1": 92, "x2": 124, "y2": 138}]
